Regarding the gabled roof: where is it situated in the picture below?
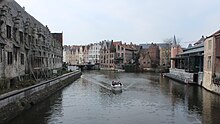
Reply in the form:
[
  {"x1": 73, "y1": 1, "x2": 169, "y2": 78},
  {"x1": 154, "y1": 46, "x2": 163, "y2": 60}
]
[
  {"x1": 194, "y1": 36, "x2": 205, "y2": 46},
  {"x1": 112, "y1": 41, "x2": 122, "y2": 46},
  {"x1": 0, "y1": 0, "x2": 47, "y2": 32},
  {"x1": 139, "y1": 44, "x2": 151, "y2": 49},
  {"x1": 207, "y1": 29, "x2": 220, "y2": 38},
  {"x1": 179, "y1": 47, "x2": 204, "y2": 55},
  {"x1": 157, "y1": 43, "x2": 170, "y2": 48},
  {"x1": 213, "y1": 29, "x2": 220, "y2": 35},
  {"x1": 140, "y1": 43, "x2": 168, "y2": 49}
]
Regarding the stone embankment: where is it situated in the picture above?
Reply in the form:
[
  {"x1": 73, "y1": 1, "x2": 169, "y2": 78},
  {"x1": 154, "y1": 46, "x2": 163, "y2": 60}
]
[{"x1": 0, "y1": 71, "x2": 81, "y2": 123}]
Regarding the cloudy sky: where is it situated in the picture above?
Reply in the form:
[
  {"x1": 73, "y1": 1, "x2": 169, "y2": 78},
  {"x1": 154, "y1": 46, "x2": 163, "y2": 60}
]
[{"x1": 15, "y1": 0, "x2": 220, "y2": 46}]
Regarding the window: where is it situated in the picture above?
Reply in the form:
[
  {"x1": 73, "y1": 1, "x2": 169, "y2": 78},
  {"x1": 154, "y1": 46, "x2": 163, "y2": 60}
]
[
  {"x1": 208, "y1": 40, "x2": 212, "y2": 50},
  {"x1": 14, "y1": 48, "x2": 17, "y2": 61},
  {"x1": 0, "y1": 47, "x2": 2, "y2": 63},
  {"x1": 8, "y1": 52, "x2": 12, "y2": 64},
  {"x1": 207, "y1": 56, "x2": 211, "y2": 69},
  {"x1": 19, "y1": 31, "x2": 23, "y2": 43},
  {"x1": 13, "y1": 28, "x2": 16, "y2": 40},
  {"x1": 21, "y1": 53, "x2": 24, "y2": 65},
  {"x1": 7, "y1": 25, "x2": 11, "y2": 38},
  {"x1": 28, "y1": 35, "x2": 31, "y2": 42}
]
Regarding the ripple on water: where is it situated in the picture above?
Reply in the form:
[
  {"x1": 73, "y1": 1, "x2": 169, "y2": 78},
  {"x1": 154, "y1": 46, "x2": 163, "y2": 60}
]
[{"x1": 8, "y1": 71, "x2": 216, "y2": 124}]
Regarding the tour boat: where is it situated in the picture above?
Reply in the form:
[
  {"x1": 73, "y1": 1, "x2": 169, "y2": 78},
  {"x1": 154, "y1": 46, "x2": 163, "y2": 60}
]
[{"x1": 111, "y1": 81, "x2": 123, "y2": 91}]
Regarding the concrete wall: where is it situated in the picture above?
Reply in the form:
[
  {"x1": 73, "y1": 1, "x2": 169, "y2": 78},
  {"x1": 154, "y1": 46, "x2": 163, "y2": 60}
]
[
  {"x1": 198, "y1": 72, "x2": 203, "y2": 86},
  {"x1": 0, "y1": 71, "x2": 81, "y2": 123},
  {"x1": 169, "y1": 68, "x2": 194, "y2": 83}
]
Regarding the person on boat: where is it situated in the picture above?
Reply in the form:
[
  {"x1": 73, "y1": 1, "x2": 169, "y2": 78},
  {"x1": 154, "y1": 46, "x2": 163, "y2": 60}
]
[
  {"x1": 118, "y1": 81, "x2": 122, "y2": 86},
  {"x1": 112, "y1": 81, "x2": 122, "y2": 86},
  {"x1": 112, "y1": 81, "x2": 116, "y2": 86}
]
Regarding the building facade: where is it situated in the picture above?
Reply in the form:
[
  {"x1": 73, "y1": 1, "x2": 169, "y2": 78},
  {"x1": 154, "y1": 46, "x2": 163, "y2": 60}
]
[
  {"x1": 168, "y1": 36, "x2": 204, "y2": 84},
  {"x1": 100, "y1": 40, "x2": 115, "y2": 69},
  {"x1": 170, "y1": 36, "x2": 183, "y2": 68},
  {"x1": 99, "y1": 40, "x2": 139, "y2": 69},
  {"x1": 158, "y1": 43, "x2": 171, "y2": 67},
  {"x1": 0, "y1": 1, "x2": 63, "y2": 88},
  {"x1": 88, "y1": 43, "x2": 101, "y2": 64},
  {"x1": 203, "y1": 30, "x2": 220, "y2": 93},
  {"x1": 139, "y1": 43, "x2": 160, "y2": 70}
]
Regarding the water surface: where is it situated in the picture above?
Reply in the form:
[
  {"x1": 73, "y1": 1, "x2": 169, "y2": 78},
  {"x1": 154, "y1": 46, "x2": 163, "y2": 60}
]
[{"x1": 8, "y1": 71, "x2": 220, "y2": 124}]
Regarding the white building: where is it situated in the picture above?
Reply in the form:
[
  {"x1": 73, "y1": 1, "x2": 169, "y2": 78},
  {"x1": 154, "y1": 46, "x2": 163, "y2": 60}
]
[{"x1": 88, "y1": 43, "x2": 101, "y2": 64}]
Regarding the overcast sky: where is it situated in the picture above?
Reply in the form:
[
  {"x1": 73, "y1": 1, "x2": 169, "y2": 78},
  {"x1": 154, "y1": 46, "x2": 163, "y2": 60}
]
[{"x1": 15, "y1": 0, "x2": 220, "y2": 46}]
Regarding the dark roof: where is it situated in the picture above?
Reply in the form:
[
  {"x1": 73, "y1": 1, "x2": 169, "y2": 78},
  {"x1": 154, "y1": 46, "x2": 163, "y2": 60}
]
[
  {"x1": 139, "y1": 44, "x2": 151, "y2": 49},
  {"x1": 187, "y1": 44, "x2": 193, "y2": 48},
  {"x1": 140, "y1": 43, "x2": 169, "y2": 49},
  {"x1": 184, "y1": 42, "x2": 204, "y2": 51},
  {"x1": 157, "y1": 43, "x2": 170, "y2": 48},
  {"x1": 179, "y1": 47, "x2": 204, "y2": 55},
  {"x1": 179, "y1": 41, "x2": 204, "y2": 55}
]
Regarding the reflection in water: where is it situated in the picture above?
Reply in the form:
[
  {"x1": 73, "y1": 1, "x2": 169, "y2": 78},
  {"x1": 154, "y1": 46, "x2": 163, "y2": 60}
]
[
  {"x1": 8, "y1": 71, "x2": 220, "y2": 124},
  {"x1": 8, "y1": 90, "x2": 63, "y2": 124}
]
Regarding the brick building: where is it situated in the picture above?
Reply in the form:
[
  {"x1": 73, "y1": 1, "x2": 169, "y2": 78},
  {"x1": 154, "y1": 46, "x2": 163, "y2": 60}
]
[{"x1": 139, "y1": 43, "x2": 160, "y2": 69}]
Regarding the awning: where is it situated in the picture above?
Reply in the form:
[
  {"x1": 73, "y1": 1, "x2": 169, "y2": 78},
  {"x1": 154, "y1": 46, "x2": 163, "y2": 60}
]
[
  {"x1": 171, "y1": 57, "x2": 184, "y2": 60},
  {"x1": 179, "y1": 47, "x2": 204, "y2": 55}
]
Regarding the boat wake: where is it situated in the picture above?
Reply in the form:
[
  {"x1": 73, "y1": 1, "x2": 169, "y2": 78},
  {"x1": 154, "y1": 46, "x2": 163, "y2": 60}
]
[{"x1": 81, "y1": 75, "x2": 112, "y2": 90}]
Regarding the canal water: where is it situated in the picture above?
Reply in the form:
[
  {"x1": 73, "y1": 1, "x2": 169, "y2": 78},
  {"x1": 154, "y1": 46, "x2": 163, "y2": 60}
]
[{"x1": 8, "y1": 71, "x2": 220, "y2": 124}]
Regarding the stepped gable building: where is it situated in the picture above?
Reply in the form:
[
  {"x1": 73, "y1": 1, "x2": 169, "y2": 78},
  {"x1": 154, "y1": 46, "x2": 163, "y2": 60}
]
[
  {"x1": 100, "y1": 40, "x2": 115, "y2": 69},
  {"x1": 99, "y1": 40, "x2": 139, "y2": 69},
  {"x1": 0, "y1": 1, "x2": 63, "y2": 87},
  {"x1": 88, "y1": 42, "x2": 101, "y2": 64}
]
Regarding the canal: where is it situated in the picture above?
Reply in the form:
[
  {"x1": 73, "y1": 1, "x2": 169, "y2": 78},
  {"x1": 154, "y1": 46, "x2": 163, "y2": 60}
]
[{"x1": 8, "y1": 71, "x2": 220, "y2": 124}]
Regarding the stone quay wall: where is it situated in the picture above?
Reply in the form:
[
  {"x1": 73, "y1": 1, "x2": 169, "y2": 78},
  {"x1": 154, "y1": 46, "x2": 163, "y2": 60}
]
[{"x1": 0, "y1": 71, "x2": 81, "y2": 123}]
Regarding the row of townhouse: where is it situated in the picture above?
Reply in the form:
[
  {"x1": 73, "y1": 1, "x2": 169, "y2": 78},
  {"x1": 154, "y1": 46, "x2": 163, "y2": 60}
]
[
  {"x1": 0, "y1": 1, "x2": 63, "y2": 88},
  {"x1": 64, "y1": 40, "x2": 172, "y2": 70},
  {"x1": 63, "y1": 40, "x2": 140, "y2": 69},
  {"x1": 63, "y1": 42, "x2": 101, "y2": 65},
  {"x1": 99, "y1": 40, "x2": 139, "y2": 69}
]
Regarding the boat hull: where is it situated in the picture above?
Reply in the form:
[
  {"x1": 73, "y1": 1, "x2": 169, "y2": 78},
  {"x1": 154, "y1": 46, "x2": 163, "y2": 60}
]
[{"x1": 111, "y1": 84, "x2": 122, "y2": 91}]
